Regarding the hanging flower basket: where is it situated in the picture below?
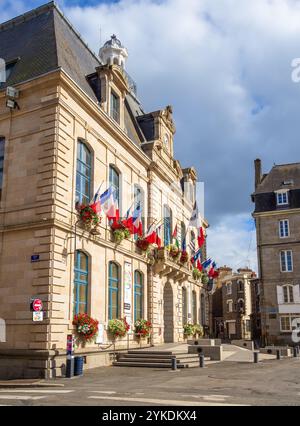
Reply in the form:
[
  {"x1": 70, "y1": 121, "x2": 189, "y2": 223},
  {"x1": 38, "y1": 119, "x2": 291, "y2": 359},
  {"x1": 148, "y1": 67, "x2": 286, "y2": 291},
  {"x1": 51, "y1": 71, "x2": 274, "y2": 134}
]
[
  {"x1": 72, "y1": 313, "x2": 99, "y2": 342},
  {"x1": 201, "y1": 273, "x2": 209, "y2": 285},
  {"x1": 192, "y1": 268, "x2": 202, "y2": 281},
  {"x1": 76, "y1": 203, "x2": 101, "y2": 227},
  {"x1": 134, "y1": 319, "x2": 152, "y2": 339},
  {"x1": 108, "y1": 317, "x2": 130, "y2": 339},
  {"x1": 136, "y1": 238, "x2": 150, "y2": 252},
  {"x1": 183, "y1": 323, "x2": 194, "y2": 337},
  {"x1": 179, "y1": 251, "x2": 189, "y2": 264},
  {"x1": 193, "y1": 324, "x2": 204, "y2": 338},
  {"x1": 112, "y1": 227, "x2": 131, "y2": 244},
  {"x1": 168, "y1": 244, "x2": 181, "y2": 260}
]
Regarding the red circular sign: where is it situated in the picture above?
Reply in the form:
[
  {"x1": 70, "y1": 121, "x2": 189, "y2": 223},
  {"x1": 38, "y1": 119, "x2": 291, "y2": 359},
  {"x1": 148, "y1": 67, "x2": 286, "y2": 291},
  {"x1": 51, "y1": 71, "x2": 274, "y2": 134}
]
[{"x1": 32, "y1": 299, "x2": 43, "y2": 312}]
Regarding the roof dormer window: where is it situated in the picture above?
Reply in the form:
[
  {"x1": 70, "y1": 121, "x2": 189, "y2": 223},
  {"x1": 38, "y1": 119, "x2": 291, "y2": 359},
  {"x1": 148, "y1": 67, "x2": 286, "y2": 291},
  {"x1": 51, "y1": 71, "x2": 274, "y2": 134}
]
[
  {"x1": 276, "y1": 191, "x2": 289, "y2": 206},
  {"x1": 110, "y1": 91, "x2": 120, "y2": 124}
]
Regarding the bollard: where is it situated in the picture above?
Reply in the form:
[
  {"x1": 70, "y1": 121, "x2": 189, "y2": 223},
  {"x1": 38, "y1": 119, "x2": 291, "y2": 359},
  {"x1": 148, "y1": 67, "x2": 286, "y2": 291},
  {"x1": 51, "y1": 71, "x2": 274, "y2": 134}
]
[
  {"x1": 66, "y1": 354, "x2": 74, "y2": 378},
  {"x1": 293, "y1": 347, "x2": 298, "y2": 358},
  {"x1": 171, "y1": 356, "x2": 177, "y2": 371},
  {"x1": 253, "y1": 351, "x2": 259, "y2": 363},
  {"x1": 297, "y1": 346, "x2": 300, "y2": 356},
  {"x1": 199, "y1": 354, "x2": 205, "y2": 368},
  {"x1": 276, "y1": 349, "x2": 281, "y2": 360}
]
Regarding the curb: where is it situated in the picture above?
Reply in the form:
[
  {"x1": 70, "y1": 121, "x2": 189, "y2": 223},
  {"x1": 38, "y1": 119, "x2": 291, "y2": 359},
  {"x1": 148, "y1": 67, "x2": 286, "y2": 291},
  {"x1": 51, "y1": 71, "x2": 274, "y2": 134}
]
[{"x1": 0, "y1": 379, "x2": 65, "y2": 389}]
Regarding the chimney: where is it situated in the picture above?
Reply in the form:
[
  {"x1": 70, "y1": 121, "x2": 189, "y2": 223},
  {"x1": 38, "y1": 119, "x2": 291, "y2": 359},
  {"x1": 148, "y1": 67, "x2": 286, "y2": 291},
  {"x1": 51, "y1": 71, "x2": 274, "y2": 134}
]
[{"x1": 254, "y1": 159, "x2": 262, "y2": 189}]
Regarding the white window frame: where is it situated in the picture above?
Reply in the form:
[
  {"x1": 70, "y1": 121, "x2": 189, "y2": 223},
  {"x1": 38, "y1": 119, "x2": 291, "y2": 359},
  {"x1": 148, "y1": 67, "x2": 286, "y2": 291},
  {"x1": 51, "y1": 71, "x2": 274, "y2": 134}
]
[
  {"x1": 280, "y1": 250, "x2": 293, "y2": 272},
  {"x1": 226, "y1": 282, "x2": 232, "y2": 295},
  {"x1": 227, "y1": 299, "x2": 233, "y2": 313},
  {"x1": 279, "y1": 219, "x2": 289, "y2": 238},
  {"x1": 282, "y1": 284, "x2": 294, "y2": 304},
  {"x1": 280, "y1": 315, "x2": 299, "y2": 332},
  {"x1": 276, "y1": 191, "x2": 289, "y2": 206}
]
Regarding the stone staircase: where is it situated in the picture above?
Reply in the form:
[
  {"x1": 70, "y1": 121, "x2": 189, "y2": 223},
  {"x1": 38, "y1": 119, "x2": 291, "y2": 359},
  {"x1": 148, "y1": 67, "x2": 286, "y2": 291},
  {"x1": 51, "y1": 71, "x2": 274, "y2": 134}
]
[{"x1": 113, "y1": 350, "x2": 209, "y2": 368}]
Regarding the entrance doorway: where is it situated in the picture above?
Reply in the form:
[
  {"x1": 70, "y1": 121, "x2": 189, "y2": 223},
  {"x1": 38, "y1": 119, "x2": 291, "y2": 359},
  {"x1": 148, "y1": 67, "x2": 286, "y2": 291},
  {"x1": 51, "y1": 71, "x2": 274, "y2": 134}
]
[{"x1": 163, "y1": 282, "x2": 174, "y2": 343}]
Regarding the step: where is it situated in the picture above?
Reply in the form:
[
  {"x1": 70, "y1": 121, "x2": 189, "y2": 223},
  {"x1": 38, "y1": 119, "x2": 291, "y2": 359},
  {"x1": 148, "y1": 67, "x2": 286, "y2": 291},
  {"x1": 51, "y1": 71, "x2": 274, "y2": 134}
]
[
  {"x1": 128, "y1": 350, "x2": 173, "y2": 355},
  {"x1": 117, "y1": 357, "x2": 181, "y2": 364},
  {"x1": 113, "y1": 361, "x2": 186, "y2": 368},
  {"x1": 119, "y1": 354, "x2": 176, "y2": 360}
]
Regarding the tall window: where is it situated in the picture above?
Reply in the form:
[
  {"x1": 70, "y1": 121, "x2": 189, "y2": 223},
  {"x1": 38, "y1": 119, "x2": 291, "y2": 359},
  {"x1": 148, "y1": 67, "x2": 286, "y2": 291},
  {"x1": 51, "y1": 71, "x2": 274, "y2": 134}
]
[
  {"x1": 280, "y1": 250, "x2": 293, "y2": 272},
  {"x1": 201, "y1": 294, "x2": 206, "y2": 325},
  {"x1": 181, "y1": 222, "x2": 186, "y2": 250},
  {"x1": 109, "y1": 165, "x2": 120, "y2": 209},
  {"x1": 164, "y1": 205, "x2": 172, "y2": 246},
  {"x1": 110, "y1": 91, "x2": 120, "y2": 123},
  {"x1": 108, "y1": 262, "x2": 120, "y2": 320},
  {"x1": 190, "y1": 230, "x2": 196, "y2": 256},
  {"x1": 74, "y1": 251, "x2": 89, "y2": 315},
  {"x1": 182, "y1": 287, "x2": 188, "y2": 325},
  {"x1": 192, "y1": 291, "x2": 197, "y2": 323},
  {"x1": 279, "y1": 220, "x2": 289, "y2": 238},
  {"x1": 0, "y1": 137, "x2": 4, "y2": 200},
  {"x1": 134, "y1": 271, "x2": 143, "y2": 321},
  {"x1": 226, "y1": 282, "x2": 232, "y2": 295},
  {"x1": 76, "y1": 140, "x2": 91, "y2": 205},
  {"x1": 227, "y1": 300, "x2": 233, "y2": 313},
  {"x1": 276, "y1": 191, "x2": 289, "y2": 206},
  {"x1": 134, "y1": 185, "x2": 144, "y2": 240},
  {"x1": 283, "y1": 285, "x2": 294, "y2": 303},
  {"x1": 237, "y1": 280, "x2": 244, "y2": 292}
]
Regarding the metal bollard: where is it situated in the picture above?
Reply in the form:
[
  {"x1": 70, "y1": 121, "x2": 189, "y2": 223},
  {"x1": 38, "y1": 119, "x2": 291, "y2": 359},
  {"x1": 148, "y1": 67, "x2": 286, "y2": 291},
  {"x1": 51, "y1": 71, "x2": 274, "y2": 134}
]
[
  {"x1": 66, "y1": 354, "x2": 74, "y2": 378},
  {"x1": 253, "y1": 351, "x2": 259, "y2": 363},
  {"x1": 199, "y1": 354, "x2": 205, "y2": 368},
  {"x1": 276, "y1": 349, "x2": 281, "y2": 360},
  {"x1": 293, "y1": 347, "x2": 298, "y2": 358},
  {"x1": 171, "y1": 356, "x2": 177, "y2": 371}
]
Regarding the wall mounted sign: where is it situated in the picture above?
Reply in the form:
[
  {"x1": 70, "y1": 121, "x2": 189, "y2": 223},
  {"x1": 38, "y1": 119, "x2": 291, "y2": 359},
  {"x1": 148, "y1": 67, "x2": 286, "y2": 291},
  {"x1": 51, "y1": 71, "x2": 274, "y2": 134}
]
[
  {"x1": 124, "y1": 262, "x2": 133, "y2": 327},
  {"x1": 32, "y1": 311, "x2": 43, "y2": 322},
  {"x1": 32, "y1": 299, "x2": 43, "y2": 312},
  {"x1": 96, "y1": 324, "x2": 104, "y2": 344},
  {"x1": 31, "y1": 255, "x2": 40, "y2": 263}
]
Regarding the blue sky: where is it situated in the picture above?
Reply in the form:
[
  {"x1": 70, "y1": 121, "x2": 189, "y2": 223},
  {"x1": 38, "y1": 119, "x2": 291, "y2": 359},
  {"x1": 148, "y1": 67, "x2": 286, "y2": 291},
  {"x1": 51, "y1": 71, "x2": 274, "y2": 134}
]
[{"x1": 2, "y1": 0, "x2": 300, "y2": 270}]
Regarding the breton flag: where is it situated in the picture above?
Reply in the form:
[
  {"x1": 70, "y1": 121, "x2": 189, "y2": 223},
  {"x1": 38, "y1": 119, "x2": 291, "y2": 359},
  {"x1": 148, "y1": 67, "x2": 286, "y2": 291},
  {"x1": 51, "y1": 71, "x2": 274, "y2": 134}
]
[
  {"x1": 189, "y1": 239, "x2": 196, "y2": 254},
  {"x1": 188, "y1": 202, "x2": 200, "y2": 229}
]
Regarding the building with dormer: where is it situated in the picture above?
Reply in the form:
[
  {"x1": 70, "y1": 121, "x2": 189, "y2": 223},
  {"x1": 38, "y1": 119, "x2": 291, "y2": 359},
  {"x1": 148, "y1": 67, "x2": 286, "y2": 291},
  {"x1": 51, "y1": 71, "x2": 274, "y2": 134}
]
[
  {"x1": 0, "y1": 2, "x2": 210, "y2": 379},
  {"x1": 252, "y1": 159, "x2": 300, "y2": 345}
]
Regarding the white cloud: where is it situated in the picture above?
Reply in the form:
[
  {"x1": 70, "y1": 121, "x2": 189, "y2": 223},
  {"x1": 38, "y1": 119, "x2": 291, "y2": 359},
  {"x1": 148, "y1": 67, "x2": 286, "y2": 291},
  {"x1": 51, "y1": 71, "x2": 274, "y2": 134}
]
[
  {"x1": 2, "y1": 0, "x2": 299, "y2": 270},
  {"x1": 207, "y1": 214, "x2": 257, "y2": 272}
]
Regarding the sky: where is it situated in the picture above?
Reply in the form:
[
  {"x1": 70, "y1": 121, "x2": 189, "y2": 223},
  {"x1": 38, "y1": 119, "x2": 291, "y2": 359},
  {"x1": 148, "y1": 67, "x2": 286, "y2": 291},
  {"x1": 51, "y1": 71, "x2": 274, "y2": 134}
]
[{"x1": 2, "y1": 0, "x2": 300, "y2": 271}]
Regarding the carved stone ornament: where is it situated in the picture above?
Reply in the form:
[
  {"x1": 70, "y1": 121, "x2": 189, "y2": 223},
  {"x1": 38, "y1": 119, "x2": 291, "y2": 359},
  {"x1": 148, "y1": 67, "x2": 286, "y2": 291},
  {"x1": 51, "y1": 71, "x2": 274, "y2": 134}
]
[{"x1": 162, "y1": 105, "x2": 176, "y2": 133}]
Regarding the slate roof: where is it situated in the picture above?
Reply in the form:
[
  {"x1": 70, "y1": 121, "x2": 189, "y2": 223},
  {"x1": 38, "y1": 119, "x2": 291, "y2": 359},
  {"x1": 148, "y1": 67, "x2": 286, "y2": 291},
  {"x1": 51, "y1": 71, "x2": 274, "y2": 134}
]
[
  {"x1": 0, "y1": 1, "x2": 149, "y2": 146},
  {"x1": 254, "y1": 163, "x2": 300, "y2": 195}
]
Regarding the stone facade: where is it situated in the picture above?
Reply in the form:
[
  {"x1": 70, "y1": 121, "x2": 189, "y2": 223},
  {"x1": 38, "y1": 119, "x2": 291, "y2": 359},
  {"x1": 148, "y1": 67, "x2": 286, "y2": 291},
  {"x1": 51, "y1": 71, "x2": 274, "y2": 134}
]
[
  {"x1": 0, "y1": 3, "x2": 210, "y2": 378},
  {"x1": 252, "y1": 159, "x2": 300, "y2": 345},
  {"x1": 212, "y1": 267, "x2": 256, "y2": 340}
]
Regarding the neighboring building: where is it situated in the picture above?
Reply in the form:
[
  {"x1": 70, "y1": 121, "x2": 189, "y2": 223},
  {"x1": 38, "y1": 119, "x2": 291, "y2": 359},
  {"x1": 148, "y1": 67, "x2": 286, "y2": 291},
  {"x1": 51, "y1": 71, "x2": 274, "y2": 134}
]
[
  {"x1": 0, "y1": 2, "x2": 209, "y2": 379},
  {"x1": 212, "y1": 267, "x2": 255, "y2": 340},
  {"x1": 252, "y1": 159, "x2": 300, "y2": 345},
  {"x1": 250, "y1": 278, "x2": 262, "y2": 344}
]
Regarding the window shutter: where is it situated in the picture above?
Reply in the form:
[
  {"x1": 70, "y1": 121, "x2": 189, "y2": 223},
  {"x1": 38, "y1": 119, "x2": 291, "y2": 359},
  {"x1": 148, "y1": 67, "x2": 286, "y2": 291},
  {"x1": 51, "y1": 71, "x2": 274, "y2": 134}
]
[
  {"x1": 277, "y1": 286, "x2": 284, "y2": 304},
  {"x1": 293, "y1": 285, "x2": 300, "y2": 303}
]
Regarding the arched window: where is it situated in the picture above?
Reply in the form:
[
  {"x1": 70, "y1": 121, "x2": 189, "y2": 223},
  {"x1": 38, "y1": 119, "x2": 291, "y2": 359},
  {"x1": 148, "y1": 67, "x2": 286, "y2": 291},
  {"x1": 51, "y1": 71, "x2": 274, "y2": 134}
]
[
  {"x1": 182, "y1": 287, "x2": 188, "y2": 325},
  {"x1": 134, "y1": 271, "x2": 143, "y2": 321},
  {"x1": 76, "y1": 140, "x2": 91, "y2": 205},
  {"x1": 164, "y1": 205, "x2": 172, "y2": 247},
  {"x1": 181, "y1": 222, "x2": 186, "y2": 250},
  {"x1": 283, "y1": 285, "x2": 294, "y2": 303},
  {"x1": 108, "y1": 262, "x2": 121, "y2": 319},
  {"x1": 192, "y1": 291, "x2": 197, "y2": 323},
  {"x1": 201, "y1": 294, "x2": 206, "y2": 324},
  {"x1": 0, "y1": 137, "x2": 5, "y2": 200},
  {"x1": 74, "y1": 251, "x2": 89, "y2": 315},
  {"x1": 109, "y1": 165, "x2": 120, "y2": 210},
  {"x1": 237, "y1": 298, "x2": 244, "y2": 312}
]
